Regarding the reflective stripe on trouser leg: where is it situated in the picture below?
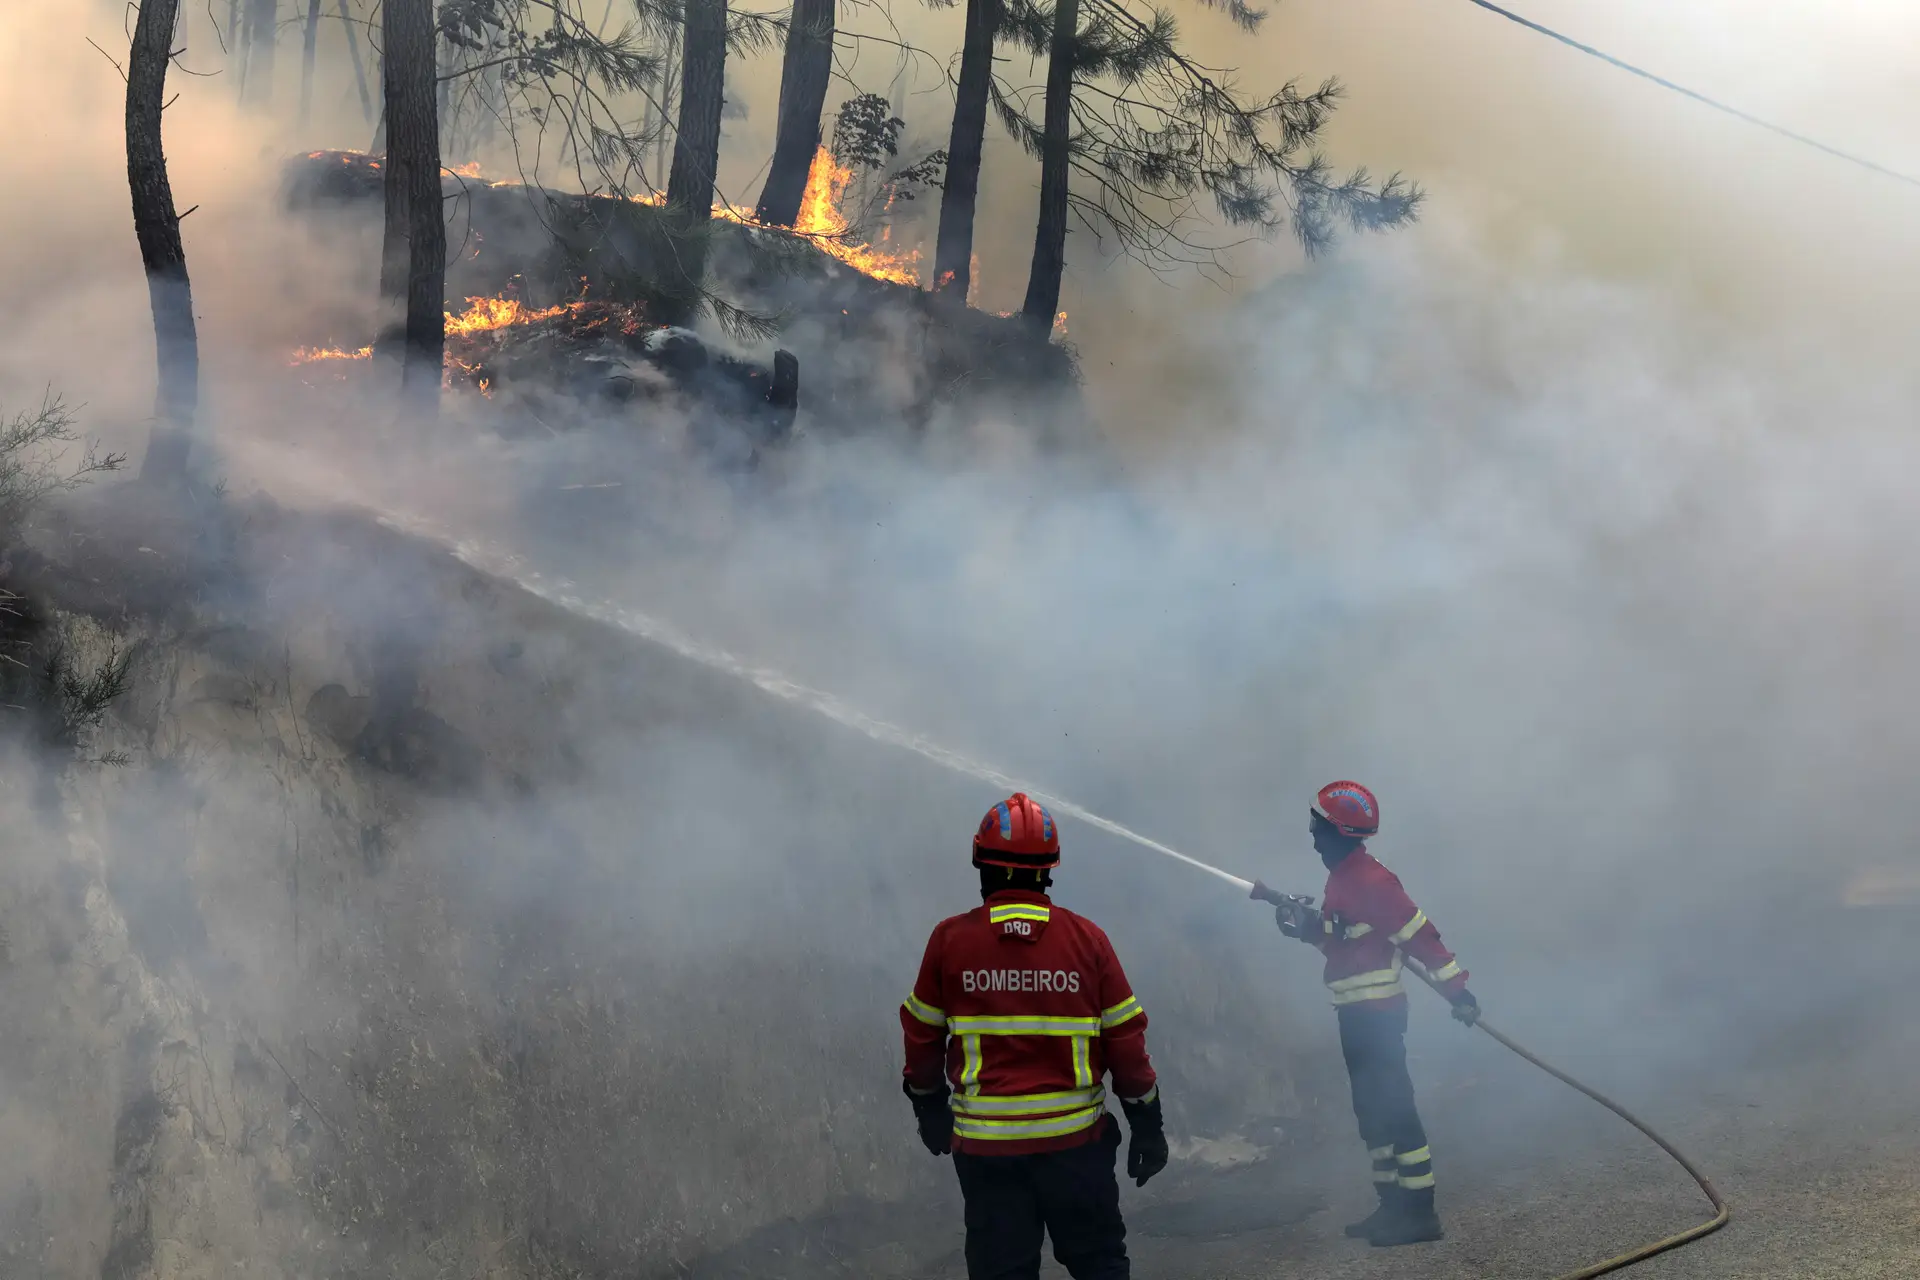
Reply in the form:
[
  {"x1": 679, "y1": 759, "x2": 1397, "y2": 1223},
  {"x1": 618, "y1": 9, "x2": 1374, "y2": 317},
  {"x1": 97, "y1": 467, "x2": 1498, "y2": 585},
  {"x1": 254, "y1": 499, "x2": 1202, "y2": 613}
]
[
  {"x1": 1369, "y1": 1144, "x2": 1397, "y2": 1185},
  {"x1": 1396, "y1": 1144, "x2": 1435, "y2": 1191}
]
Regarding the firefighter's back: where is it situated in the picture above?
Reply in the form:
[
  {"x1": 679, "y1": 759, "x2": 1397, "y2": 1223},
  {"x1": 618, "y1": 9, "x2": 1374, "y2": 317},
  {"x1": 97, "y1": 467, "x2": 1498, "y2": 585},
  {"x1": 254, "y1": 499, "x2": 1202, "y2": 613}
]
[{"x1": 933, "y1": 894, "x2": 1127, "y2": 1152}]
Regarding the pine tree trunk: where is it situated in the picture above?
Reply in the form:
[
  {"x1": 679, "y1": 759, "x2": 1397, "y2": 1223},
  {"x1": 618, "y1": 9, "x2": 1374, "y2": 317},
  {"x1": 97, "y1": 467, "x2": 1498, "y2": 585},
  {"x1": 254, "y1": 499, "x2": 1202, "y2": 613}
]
[
  {"x1": 127, "y1": 0, "x2": 199, "y2": 482},
  {"x1": 650, "y1": 24, "x2": 680, "y2": 189},
  {"x1": 663, "y1": 0, "x2": 727, "y2": 317},
  {"x1": 377, "y1": 0, "x2": 446, "y2": 406},
  {"x1": 932, "y1": 0, "x2": 1000, "y2": 299},
  {"x1": 755, "y1": 0, "x2": 834, "y2": 227},
  {"x1": 338, "y1": 0, "x2": 374, "y2": 122},
  {"x1": 243, "y1": 0, "x2": 277, "y2": 108},
  {"x1": 300, "y1": 0, "x2": 322, "y2": 127},
  {"x1": 1019, "y1": 0, "x2": 1077, "y2": 333},
  {"x1": 229, "y1": 0, "x2": 244, "y2": 97}
]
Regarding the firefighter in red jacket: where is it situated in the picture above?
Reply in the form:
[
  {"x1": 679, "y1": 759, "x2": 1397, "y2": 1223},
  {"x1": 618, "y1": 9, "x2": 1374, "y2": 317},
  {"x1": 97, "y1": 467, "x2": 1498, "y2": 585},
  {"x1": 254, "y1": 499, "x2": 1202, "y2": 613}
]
[
  {"x1": 1253, "y1": 781, "x2": 1480, "y2": 1247},
  {"x1": 901, "y1": 793, "x2": 1168, "y2": 1280}
]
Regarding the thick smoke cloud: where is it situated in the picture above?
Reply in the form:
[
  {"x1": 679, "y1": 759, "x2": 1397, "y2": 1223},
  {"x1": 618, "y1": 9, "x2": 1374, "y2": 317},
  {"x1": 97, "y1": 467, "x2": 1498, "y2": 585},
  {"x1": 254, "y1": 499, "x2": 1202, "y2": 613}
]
[{"x1": 3, "y1": 0, "x2": 1920, "y2": 1271}]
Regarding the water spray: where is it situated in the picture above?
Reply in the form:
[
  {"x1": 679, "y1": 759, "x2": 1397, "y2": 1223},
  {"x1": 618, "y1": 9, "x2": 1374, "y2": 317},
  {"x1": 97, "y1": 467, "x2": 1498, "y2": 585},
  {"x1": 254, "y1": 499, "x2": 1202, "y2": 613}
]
[{"x1": 381, "y1": 513, "x2": 1730, "y2": 1279}]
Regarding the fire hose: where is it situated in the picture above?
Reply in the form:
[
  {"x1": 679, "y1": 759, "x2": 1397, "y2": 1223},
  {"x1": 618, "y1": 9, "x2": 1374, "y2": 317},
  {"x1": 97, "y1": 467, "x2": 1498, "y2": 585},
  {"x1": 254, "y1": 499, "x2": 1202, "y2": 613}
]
[
  {"x1": 1179, "y1": 856, "x2": 1730, "y2": 1278},
  {"x1": 407, "y1": 534, "x2": 1729, "y2": 1274}
]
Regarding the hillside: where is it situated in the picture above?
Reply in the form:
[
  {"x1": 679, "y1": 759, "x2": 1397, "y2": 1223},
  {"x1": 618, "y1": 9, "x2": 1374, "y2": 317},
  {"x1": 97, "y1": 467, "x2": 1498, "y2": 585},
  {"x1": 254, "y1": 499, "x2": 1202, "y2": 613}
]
[{"x1": 0, "y1": 486, "x2": 1326, "y2": 1278}]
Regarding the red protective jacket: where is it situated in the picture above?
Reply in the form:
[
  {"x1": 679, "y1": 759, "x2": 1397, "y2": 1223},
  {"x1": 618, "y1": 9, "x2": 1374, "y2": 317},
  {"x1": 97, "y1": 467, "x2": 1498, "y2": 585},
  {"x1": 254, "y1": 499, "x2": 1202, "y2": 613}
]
[
  {"x1": 1318, "y1": 847, "x2": 1468, "y2": 1010},
  {"x1": 901, "y1": 889, "x2": 1158, "y2": 1155}
]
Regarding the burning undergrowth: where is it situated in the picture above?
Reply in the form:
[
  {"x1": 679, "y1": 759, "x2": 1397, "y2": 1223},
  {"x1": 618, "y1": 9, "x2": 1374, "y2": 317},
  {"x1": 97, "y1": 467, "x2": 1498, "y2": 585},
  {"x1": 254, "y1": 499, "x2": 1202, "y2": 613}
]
[
  {"x1": 280, "y1": 150, "x2": 1089, "y2": 454},
  {"x1": 293, "y1": 293, "x2": 798, "y2": 459},
  {"x1": 287, "y1": 147, "x2": 920, "y2": 293}
]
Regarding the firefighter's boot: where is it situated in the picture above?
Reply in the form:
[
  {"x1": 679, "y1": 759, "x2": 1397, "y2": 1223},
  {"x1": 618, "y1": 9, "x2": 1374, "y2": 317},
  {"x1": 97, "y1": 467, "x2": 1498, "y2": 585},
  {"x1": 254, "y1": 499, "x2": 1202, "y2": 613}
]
[
  {"x1": 1343, "y1": 1185, "x2": 1397, "y2": 1239},
  {"x1": 1368, "y1": 1186, "x2": 1443, "y2": 1247},
  {"x1": 1345, "y1": 1152, "x2": 1399, "y2": 1239}
]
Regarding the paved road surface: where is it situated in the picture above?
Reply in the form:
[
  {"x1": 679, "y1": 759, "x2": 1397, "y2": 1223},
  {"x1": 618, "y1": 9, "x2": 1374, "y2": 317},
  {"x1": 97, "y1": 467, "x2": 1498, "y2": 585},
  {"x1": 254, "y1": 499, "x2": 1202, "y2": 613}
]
[
  {"x1": 686, "y1": 910, "x2": 1920, "y2": 1280},
  {"x1": 1125, "y1": 1023, "x2": 1920, "y2": 1279},
  {"x1": 892, "y1": 999, "x2": 1920, "y2": 1279}
]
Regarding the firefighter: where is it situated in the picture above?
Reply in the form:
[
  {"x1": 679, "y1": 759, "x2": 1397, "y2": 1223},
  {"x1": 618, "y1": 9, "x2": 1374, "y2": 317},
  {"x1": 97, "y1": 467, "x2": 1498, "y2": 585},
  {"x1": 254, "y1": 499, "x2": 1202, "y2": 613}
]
[
  {"x1": 1252, "y1": 781, "x2": 1479, "y2": 1248},
  {"x1": 900, "y1": 793, "x2": 1168, "y2": 1280}
]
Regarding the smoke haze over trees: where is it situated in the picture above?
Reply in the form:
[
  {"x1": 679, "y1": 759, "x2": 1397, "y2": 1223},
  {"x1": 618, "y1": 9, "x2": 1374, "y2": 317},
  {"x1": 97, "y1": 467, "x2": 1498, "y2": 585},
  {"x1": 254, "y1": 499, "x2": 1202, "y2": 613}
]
[{"x1": 6, "y1": 0, "x2": 1920, "y2": 1275}]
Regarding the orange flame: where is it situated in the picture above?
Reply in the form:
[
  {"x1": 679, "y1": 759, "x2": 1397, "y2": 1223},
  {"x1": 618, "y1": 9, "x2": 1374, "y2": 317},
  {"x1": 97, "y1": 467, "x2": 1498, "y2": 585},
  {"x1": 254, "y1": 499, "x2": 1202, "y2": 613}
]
[
  {"x1": 448, "y1": 160, "x2": 484, "y2": 179},
  {"x1": 289, "y1": 344, "x2": 372, "y2": 365},
  {"x1": 708, "y1": 148, "x2": 920, "y2": 286},
  {"x1": 445, "y1": 295, "x2": 569, "y2": 335}
]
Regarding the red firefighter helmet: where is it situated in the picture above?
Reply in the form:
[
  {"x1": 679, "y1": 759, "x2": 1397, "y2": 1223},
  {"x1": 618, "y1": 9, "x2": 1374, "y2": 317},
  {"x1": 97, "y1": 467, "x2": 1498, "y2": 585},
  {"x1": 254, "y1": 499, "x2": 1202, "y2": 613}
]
[
  {"x1": 1313, "y1": 781, "x2": 1380, "y2": 838},
  {"x1": 973, "y1": 793, "x2": 1062, "y2": 869}
]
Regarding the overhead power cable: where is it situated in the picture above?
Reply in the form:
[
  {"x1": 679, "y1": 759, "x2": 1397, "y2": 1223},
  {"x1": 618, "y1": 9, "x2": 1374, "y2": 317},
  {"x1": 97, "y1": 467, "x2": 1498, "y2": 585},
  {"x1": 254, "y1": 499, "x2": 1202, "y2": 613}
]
[{"x1": 1460, "y1": 0, "x2": 1920, "y2": 190}]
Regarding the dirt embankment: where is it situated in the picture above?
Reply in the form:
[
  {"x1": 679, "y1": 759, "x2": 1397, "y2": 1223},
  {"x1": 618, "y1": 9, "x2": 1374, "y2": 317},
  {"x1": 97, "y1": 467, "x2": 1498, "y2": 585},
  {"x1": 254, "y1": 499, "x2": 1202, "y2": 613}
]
[{"x1": 0, "y1": 492, "x2": 1333, "y2": 1279}]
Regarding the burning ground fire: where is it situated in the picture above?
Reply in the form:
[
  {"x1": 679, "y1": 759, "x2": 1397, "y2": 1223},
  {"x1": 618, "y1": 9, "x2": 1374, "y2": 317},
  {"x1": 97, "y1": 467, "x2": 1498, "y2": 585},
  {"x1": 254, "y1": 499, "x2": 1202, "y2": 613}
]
[
  {"x1": 291, "y1": 295, "x2": 655, "y2": 399},
  {"x1": 627, "y1": 147, "x2": 919, "y2": 285},
  {"x1": 727, "y1": 147, "x2": 921, "y2": 286},
  {"x1": 307, "y1": 146, "x2": 919, "y2": 286},
  {"x1": 290, "y1": 147, "x2": 923, "y2": 381}
]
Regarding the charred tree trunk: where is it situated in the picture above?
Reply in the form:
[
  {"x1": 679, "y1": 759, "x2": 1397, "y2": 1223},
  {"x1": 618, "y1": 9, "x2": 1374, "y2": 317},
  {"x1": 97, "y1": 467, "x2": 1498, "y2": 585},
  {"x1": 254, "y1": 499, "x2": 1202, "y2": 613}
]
[
  {"x1": 228, "y1": 0, "x2": 243, "y2": 95},
  {"x1": 652, "y1": 24, "x2": 680, "y2": 192},
  {"x1": 662, "y1": 0, "x2": 727, "y2": 317},
  {"x1": 127, "y1": 0, "x2": 200, "y2": 482},
  {"x1": 377, "y1": 0, "x2": 446, "y2": 406},
  {"x1": 1019, "y1": 0, "x2": 1078, "y2": 334},
  {"x1": 754, "y1": 0, "x2": 833, "y2": 227},
  {"x1": 932, "y1": 0, "x2": 1000, "y2": 300},
  {"x1": 242, "y1": 0, "x2": 278, "y2": 108},
  {"x1": 300, "y1": 0, "x2": 322, "y2": 127},
  {"x1": 338, "y1": 0, "x2": 374, "y2": 122}
]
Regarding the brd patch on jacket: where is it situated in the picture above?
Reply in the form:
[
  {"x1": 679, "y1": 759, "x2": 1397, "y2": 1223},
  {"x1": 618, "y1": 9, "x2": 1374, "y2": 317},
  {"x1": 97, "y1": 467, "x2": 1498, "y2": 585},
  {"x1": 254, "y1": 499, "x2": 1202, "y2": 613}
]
[{"x1": 987, "y1": 900, "x2": 1051, "y2": 943}]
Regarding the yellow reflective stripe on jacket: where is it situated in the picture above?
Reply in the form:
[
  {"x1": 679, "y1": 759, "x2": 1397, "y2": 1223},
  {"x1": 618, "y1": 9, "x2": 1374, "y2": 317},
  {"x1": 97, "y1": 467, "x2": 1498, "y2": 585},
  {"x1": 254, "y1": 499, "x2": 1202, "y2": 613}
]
[
  {"x1": 1071, "y1": 1034, "x2": 1093, "y2": 1088},
  {"x1": 951, "y1": 1087, "x2": 1106, "y2": 1117},
  {"x1": 1343, "y1": 921, "x2": 1374, "y2": 939},
  {"x1": 952, "y1": 1104, "x2": 1104, "y2": 1141},
  {"x1": 988, "y1": 903, "x2": 1052, "y2": 924},
  {"x1": 1388, "y1": 910, "x2": 1429, "y2": 945},
  {"x1": 903, "y1": 993, "x2": 946, "y2": 1027},
  {"x1": 1100, "y1": 996, "x2": 1143, "y2": 1029},
  {"x1": 1328, "y1": 954, "x2": 1404, "y2": 993},
  {"x1": 948, "y1": 1015, "x2": 1101, "y2": 1036},
  {"x1": 1396, "y1": 1146, "x2": 1432, "y2": 1166},
  {"x1": 1329, "y1": 953, "x2": 1406, "y2": 1004},
  {"x1": 1427, "y1": 959, "x2": 1463, "y2": 983},
  {"x1": 1121, "y1": 1084, "x2": 1158, "y2": 1105},
  {"x1": 959, "y1": 1035, "x2": 984, "y2": 1092}
]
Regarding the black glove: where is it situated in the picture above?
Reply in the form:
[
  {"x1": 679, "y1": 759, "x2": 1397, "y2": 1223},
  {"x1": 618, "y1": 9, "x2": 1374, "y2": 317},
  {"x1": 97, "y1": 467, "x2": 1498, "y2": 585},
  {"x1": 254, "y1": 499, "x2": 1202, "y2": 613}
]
[
  {"x1": 1277, "y1": 901, "x2": 1323, "y2": 941},
  {"x1": 1450, "y1": 989, "x2": 1482, "y2": 1027},
  {"x1": 903, "y1": 1080, "x2": 953, "y2": 1156},
  {"x1": 1253, "y1": 882, "x2": 1323, "y2": 941},
  {"x1": 1120, "y1": 1094, "x2": 1169, "y2": 1187}
]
